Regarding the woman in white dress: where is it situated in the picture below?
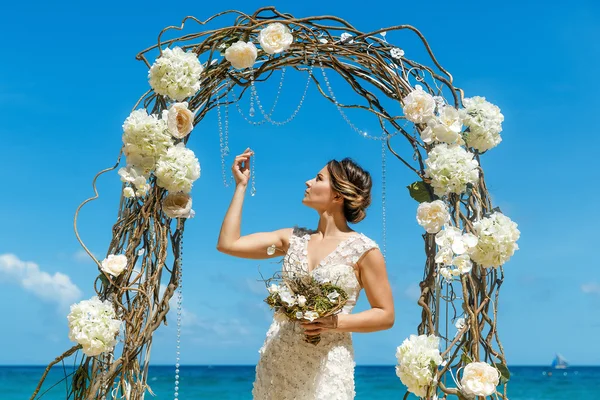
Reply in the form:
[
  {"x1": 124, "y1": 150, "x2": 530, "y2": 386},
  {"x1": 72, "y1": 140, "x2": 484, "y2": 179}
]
[{"x1": 217, "y1": 148, "x2": 395, "y2": 399}]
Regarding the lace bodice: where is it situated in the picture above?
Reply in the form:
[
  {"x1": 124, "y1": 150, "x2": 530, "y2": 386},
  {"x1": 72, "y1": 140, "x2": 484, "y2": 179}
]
[
  {"x1": 283, "y1": 226, "x2": 380, "y2": 314},
  {"x1": 252, "y1": 226, "x2": 380, "y2": 400}
]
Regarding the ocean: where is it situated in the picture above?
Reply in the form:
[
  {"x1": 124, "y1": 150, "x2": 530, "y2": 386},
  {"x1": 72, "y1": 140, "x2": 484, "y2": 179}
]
[{"x1": 3, "y1": 365, "x2": 598, "y2": 399}]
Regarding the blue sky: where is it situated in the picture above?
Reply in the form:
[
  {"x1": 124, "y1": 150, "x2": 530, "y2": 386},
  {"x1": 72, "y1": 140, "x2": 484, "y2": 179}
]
[{"x1": 0, "y1": 0, "x2": 599, "y2": 367}]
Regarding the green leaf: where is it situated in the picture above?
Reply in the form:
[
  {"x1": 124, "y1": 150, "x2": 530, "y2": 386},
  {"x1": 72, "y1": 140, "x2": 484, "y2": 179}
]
[
  {"x1": 406, "y1": 181, "x2": 434, "y2": 203},
  {"x1": 461, "y1": 352, "x2": 473, "y2": 365},
  {"x1": 494, "y1": 362, "x2": 511, "y2": 384},
  {"x1": 98, "y1": 273, "x2": 109, "y2": 288}
]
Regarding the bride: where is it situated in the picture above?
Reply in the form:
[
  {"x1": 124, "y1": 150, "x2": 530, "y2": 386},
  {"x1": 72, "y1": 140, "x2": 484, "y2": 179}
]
[{"x1": 217, "y1": 148, "x2": 395, "y2": 399}]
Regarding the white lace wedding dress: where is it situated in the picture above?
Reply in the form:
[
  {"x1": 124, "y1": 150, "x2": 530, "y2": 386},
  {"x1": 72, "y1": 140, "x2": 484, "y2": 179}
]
[{"x1": 252, "y1": 226, "x2": 380, "y2": 400}]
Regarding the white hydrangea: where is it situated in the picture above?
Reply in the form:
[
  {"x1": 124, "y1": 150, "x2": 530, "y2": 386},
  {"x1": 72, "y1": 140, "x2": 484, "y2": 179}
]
[
  {"x1": 402, "y1": 85, "x2": 436, "y2": 124},
  {"x1": 148, "y1": 47, "x2": 204, "y2": 101},
  {"x1": 395, "y1": 334, "x2": 443, "y2": 398},
  {"x1": 461, "y1": 362, "x2": 500, "y2": 397},
  {"x1": 122, "y1": 109, "x2": 173, "y2": 174},
  {"x1": 155, "y1": 143, "x2": 201, "y2": 193},
  {"x1": 424, "y1": 143, "x2": 480, "y2": 196},
  {"x1": 469, "y1": 212, "x2": 520, "y2": 268},
  {"x1": 416, "y1": 200, "x2": 450, "y2": 233},
  {"x1": 67, "y1": 296, "x2": 121, "y2": 357},
  {"x1": 421, "y1": 106, "x2": 464, "y2": 145},
  {"x1": 461, "y1": 96, "x2": 504, "y2": 152}
]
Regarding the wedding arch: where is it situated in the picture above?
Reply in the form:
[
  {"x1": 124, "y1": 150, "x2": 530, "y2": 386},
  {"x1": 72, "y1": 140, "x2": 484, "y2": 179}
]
[{"x1": 32, "y1": 7, "x2": 519, "y2": 400}]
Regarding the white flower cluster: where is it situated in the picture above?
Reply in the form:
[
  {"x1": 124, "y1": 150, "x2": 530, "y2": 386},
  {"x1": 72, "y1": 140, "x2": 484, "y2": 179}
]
[
  {"x1": 421, "y1": 105, "x2": 465, "y2": 146},
  {"x1": 67, "y1": 296, "x2": 121, "y2": 356},
  {"x1": 469, "y1": 212, "x2": 520, "y2": 268},
  {"x1": 224, "y1": 23, "x2": 294, "y2": 70},
  {"x1": 155, "y1": 143, "x2": 201, "y2": 193},
  {"x1": 416, "y1": 200, "x2": 450, "y2": 233},
  {"x1": 461, "y1": 96, "x2": 504, "y2": 152},
  {"x1": 424, "y1": 143, "x2": 480, "y2": 197},
  {"x1": 461, "y1": 362, "x2": 500, "y2": 397},
  {"x1": 435, "y1": 225, "x2": 478, "y2": 282},
  {"x1": 395, "y1": 334, "x2": 443, "y2": 398},
  {"x1": 119, "y1": 102, "x2": 201, "y2": 205},
  {"x1": 148, "y1": 47, "x2": 204, "y2": 101}
]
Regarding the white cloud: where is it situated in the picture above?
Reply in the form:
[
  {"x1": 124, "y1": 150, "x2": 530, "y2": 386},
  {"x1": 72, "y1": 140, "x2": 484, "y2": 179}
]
[
  {"x1": 581, "y1": 282, "x2": 600, "y2": 295},
  {"x1": 0, "y1": 253, "x2": 82, "y2": 308}
]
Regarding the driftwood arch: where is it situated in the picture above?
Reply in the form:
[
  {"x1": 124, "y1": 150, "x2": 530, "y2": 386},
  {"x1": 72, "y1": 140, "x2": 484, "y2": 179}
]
[{"x1": 33, "y1": 7, "x2": 512, "y2": 400}]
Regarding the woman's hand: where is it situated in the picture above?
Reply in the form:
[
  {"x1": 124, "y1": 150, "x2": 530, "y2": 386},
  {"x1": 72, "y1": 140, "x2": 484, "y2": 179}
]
[
  {"x1": 301, "y1": 314, "x2": 338, "y2": 336},
  {"x1": 232, "y1": 148, "x2": 253, "y2": 187}
]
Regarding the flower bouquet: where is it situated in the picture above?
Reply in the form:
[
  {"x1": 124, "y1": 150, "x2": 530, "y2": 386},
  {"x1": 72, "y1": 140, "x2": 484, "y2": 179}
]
[{"x1": 263, "y1": 246, "x2": 348, "y2": 345}]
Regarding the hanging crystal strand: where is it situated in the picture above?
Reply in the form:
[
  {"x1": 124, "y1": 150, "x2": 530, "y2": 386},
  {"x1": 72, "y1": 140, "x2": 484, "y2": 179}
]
[
  {"x1": 217, "y1": 85, "x2": 232, "y2": 187},
  {"x1": 234, "y1": 68, "x2": 287, "y2": 126},
  {"x1": 249, "y1": 61, "x2": 314, "y2": 126},
  {"x1": 174, "y1": 225, "x2": 183, "y2": 400},
  {"x1": 381, "y1": 135, "x2": 387, "y2": 260},
  {"x1": 250, "y1": 150, "x2": 256, "y2": 197}
]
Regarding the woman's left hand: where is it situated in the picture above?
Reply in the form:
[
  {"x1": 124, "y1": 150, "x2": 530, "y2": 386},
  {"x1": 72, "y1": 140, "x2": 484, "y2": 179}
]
[{"x1": 301, "y1": 315, "x2": 338, "y2": 336}]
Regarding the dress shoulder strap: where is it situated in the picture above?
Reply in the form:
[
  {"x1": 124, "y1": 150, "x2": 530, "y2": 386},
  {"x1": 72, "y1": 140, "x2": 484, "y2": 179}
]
[{"x1": 347, "y1": 234, "x2": 380, "y2": 265}]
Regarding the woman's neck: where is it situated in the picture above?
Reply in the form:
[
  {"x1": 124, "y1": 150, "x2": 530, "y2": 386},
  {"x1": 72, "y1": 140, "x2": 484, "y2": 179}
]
[{"x1": 315, "y1": 211, "x2": 354, "y2": 239}]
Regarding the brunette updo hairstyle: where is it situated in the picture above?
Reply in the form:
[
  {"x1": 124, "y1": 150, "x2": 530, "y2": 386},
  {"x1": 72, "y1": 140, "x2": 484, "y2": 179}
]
[{"x1": 326, "y1": 158, "x2": 372, "y2": 224}]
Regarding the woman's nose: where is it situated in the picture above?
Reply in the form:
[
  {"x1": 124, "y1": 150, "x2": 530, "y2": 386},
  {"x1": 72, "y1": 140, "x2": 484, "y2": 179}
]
[{"x1": 305, "y1": 181, "x2": 310, "y2": 188}]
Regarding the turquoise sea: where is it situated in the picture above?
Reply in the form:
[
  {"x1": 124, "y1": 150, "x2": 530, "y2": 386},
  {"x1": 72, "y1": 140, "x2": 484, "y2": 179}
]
[{"x1": 4, "y1": 365, "x2": 598, "y2": 399}]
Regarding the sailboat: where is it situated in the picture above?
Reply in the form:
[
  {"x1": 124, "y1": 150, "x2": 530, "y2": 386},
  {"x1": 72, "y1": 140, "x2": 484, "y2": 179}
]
[{"x1": 551, "y1": 354, "x2": 569, "y2": 369}]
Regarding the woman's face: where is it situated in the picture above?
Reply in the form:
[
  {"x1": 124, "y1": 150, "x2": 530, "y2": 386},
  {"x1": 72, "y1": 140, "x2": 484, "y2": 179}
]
[{"x1": 302, "y1": 165, "x2": 338, "y2": 211}]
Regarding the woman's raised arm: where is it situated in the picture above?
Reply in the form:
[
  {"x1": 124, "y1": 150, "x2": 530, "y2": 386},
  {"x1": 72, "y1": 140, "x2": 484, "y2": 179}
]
[{"x1": 216, "y1": 148, "x2": 292, "y2": 259}]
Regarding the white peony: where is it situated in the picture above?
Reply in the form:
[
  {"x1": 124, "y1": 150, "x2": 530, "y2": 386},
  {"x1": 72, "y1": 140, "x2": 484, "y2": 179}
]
[
  {"x1": 148, "y1": 47, "x2": 204, "y2": 101},
  {"x1": 100, "y1": 254, "x2": 128, "y2": 277},
  {"x1": 155, "y1": 143, "x2": 201, "y2": 193},
  {"x1": 258, "y1": 23, "x2": 294, "y2": 54},
  {"x1": 165, "y1": 102, "x2": 195, "y2": 139},
  {"x1": 395, "y1": 334, "x2": 443, "y2": 398},
  {"x1": 403, "y1": 85, "x2": 436, "y2": 124},
  {"x1": 225, "y1": 41, "x2": 258, "y2": 69},
  {"x1": 162, "y1": 192, "x2": 193, "y2": 219},
  {"x1": 469, "y1": 212, "x2": 520, "y2": 268},
  {"x1": 304, "y1": 311, "x2": 320, "y2": 322},
  {"x1": 416, "y1": 200, "x2": 450, "y2": 233},
  {"x1": 461, "y1": 362, "x2": 499, "y2": 397},
  {"x1": 424, "y1": 143, "x2": 480, "y2": 196},
  {"x1": 435, "y1": 226, "x2": 478, "y2": 256},
  {"x1": 122, "y1": 109, "x2": 173, "y2": 174},
  {"x1": 67, "y1": 296, "x2": 122, "y2": 356},
  {"x1": 461, "y1": 96, "x2": 504, "y2": 152}
]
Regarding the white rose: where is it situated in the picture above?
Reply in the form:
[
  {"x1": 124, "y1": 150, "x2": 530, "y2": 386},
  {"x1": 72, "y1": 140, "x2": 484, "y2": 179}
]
[
  {"x1": 304, "y1": 311, "x2": 319, "y2": 322},
  {"x1": 403, "y1": 85, "x2": 436, "y2": 123},
  {"x1": 297, "y1": 295, "x2": 307, "y2": 307},
  {"x1": 165, "y1": 102, "x2": 194, "y2": 139},
  {"x1": 162, "y1": 192, "x2": 193, "y2": 219},
  {"x1": 416, "y1": 200, "x2": 450, "y2": 233},
  {"x1": 453, "y1": 254, "x2": 473, "y2": 274},
  {"x1": 258, "y1": 23, "x2": 293, "y2": 54},
  {"x1": 225, "y1": 41, "x2": 258, "y2": 69},
  {"x1": 461, "y1": 362, "x2": 499, "y2": 397},
  {"x1": 101, "y1": 254, "x2": 128, "y2": 277}
]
